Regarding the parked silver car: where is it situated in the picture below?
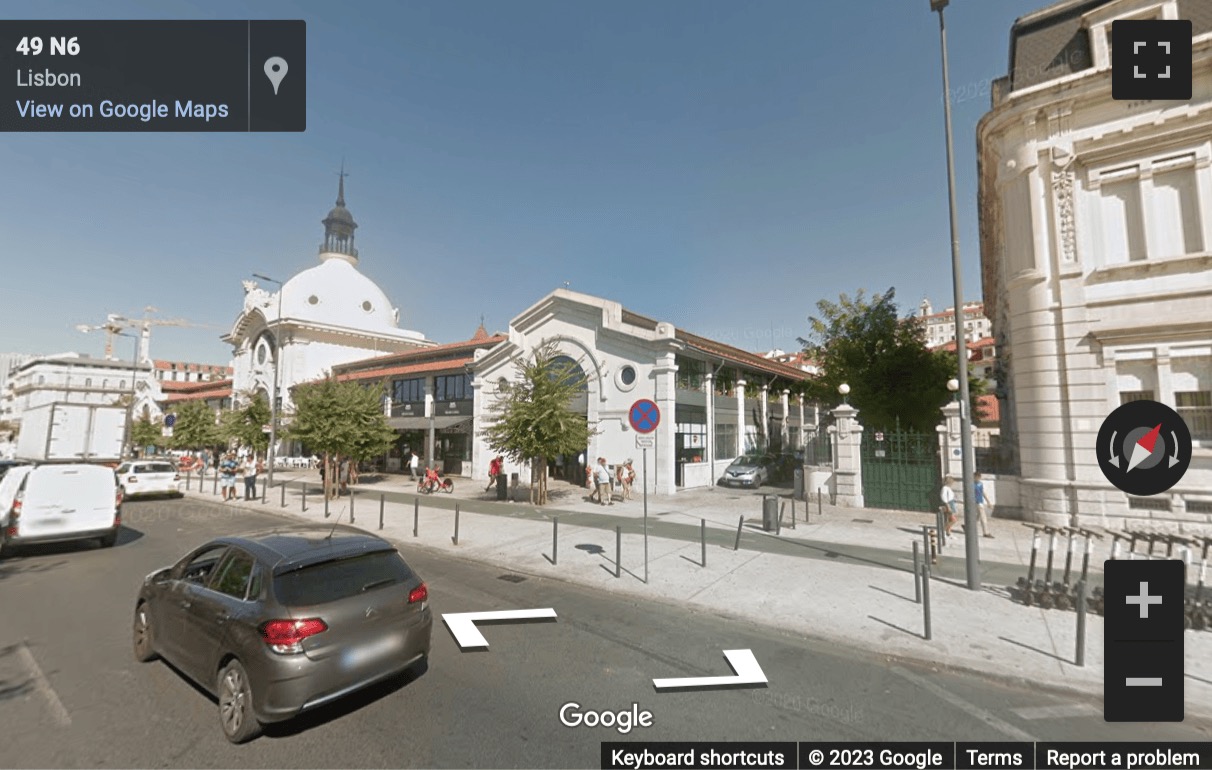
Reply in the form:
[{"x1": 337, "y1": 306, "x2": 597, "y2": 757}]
[
  {"x1": 718, "y1": 454, "x2": 773, "y2": 488},
  {"x1": 132, "y1": 525, "x2": 433, "y2": 743}
]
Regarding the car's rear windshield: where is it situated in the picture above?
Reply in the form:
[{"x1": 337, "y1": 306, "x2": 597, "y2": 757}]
[
  {"x1": 139, "y1": 463, "x2": 175, "y2": 473},
  {"x1": 273, "y1": 550, "x2": 413, "y2": 606}
]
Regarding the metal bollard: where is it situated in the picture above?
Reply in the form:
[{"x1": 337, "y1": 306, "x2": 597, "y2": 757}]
[
  {"x1": 552, "y1": 517, "x2": 558, "y2": 565},
  {"x1": 921, "y1": 526, "x2": 935, "y2": 567},
  {"x1": 186, "y1": 470, "x2": 191, "y2": 491},
  {"x1": 790, "y1": 496, "x2": 796, "y2": 529},
  {"x1": 615, "y1": 525, "x2": 622, "y2": 579},
  {"x1": 349, "y1": 488, "x2": 355, "y2": 524},
  {"x1": 302, "y1": 484, "x2": 307, "y2": 512},
  {"x1": 701, "y1": 519, "x2": 707, "y2": 567},
  {"x1": 913, "y1": 541, "x2": 922, "y2": 604},
  {"x1": 280, "y1": 481, "x2": 285, "y2": 508},
  {"x1": 379, "y1": 494, "x2": 384, "y2": 531},
  {"x1": 817, "y1": 487, "x2": 822, "y2": 520},
  {"x1": 1076, "y1": 580, "x2": 1087, "y2": 667},
  {"x1": 262, "y1": 477, "x2": 268, "y2": 504},
  {"x1": 324, "y1": 492, "x2": 330, "y2": 519},
  {"x1": 922, "y1": 560, "x2": 932, "y2": 640},
  {"x1": 777, "y1": 502, "x2": 785, "y2": 535},
  {"x1": 413, "y1": 499, "x2": 419, "y2": 537},
  {"x1": 734, "y1": 515, "x2": 744, "y2": 551},
  {"x1": 213, "y1": 472, "x2": 218, "y2": 495},
  {"x1": 452, "y1": 504, "x2": 460, "y2": 545}
]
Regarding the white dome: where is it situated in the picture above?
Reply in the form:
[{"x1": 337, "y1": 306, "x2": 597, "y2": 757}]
[{"x1": 277, "y1": 259, "x2": 399, "y2": 331}]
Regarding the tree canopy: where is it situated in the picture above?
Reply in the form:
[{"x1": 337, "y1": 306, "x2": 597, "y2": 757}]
[
  {"x1": 286, "y1": 377, "x2": 397, "y2": 497},
  {"x1": 798, "y1": 288, "x2": 987, "y2": 433},
  {"x1": 480, "y1": 340, "x2": 597, "y2": 504},
  {"x1": 130, "y1": 414, "x2": 163, "y2": 450},
  {"x1": 220, "y1": 392, "x2": 271, "y2": 455},
  {"x1": 169, "y1": 400, "x2": 224, "y2": 450}
]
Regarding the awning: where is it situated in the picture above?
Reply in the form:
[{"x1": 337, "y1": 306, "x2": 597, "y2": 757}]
[{"x1": 389, "y1": 415, "x2": 472, "y2": 431}]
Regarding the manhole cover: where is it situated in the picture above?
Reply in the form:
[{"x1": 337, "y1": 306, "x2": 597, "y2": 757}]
[
  {"x1": 497, "y1": 574, "x2": 527, "y2": 583},
  {"x1": 852, "y1": 518, "x2": 874, "y2": 524}
]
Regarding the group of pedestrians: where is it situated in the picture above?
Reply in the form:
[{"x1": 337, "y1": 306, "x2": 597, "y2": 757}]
[
  {"x1": 586, "y1": 456, "x2": 635, "y2": 506},
  {"x1": 216, "y1": 451, "x2": 266, "y2": 502},
  {"x1": 939, "y1": 473, "x2": 993, "y2": 538}
]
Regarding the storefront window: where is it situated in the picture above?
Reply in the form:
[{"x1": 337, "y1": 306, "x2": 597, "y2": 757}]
[
  {"x1": 435, "y1": 373, "x2": 470, "y2": 401},
  {"x1": 676, "y1": 356, "x2": 705, "y2": 391},
  {"x1": 392, "y1": 378, "x2": 425, "y2": 403},
  {"x1": 715, "y1": 423, "x2": 737, "y2": 460}
]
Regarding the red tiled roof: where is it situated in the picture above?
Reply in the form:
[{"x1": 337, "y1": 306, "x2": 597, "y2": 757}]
[
  {"x1": 152, "y1": 359, "x2": 232, "y2": 374},
  {"x1": 159, "y1": 378, "x2": 233, "y2": 393},
  {"x1": 939, "y1": 336, "x2": 996, "y2": 354},
  {"x1": 675, "y1": 330, "x2": 811, "y2": 382},
  {"x1": 166, "y1": 388, "x2": 232, "y2": 403},
  {"x1": 336, "y1": 358, "x2": 475, "y2": 382},
  {"x1": 334, "y1": 335, "x2": 506, "y2": 375},
  {"x1": 976, "y1": 394, "x2": 1000, "y2": 424}
]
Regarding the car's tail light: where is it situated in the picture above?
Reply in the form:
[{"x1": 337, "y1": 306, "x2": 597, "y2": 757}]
[
  {"x1": 115, "y1": 488, "x2": 123, "y2": 508},
  {"x1": 6, "y1": 491, "x2": 22, "y2": 537},
  {"x1": 112, "y1": 510, "x2": 121, "y2": 529},
  {"x1": 127, "y1": 476, "x2": 138, "y2": 483},
  {"x1": 260, "y1": 618, "x2": 328, "y2": 654},
  {"x1": 408, "y1": 583, "x2": 428, "y2": 604}
]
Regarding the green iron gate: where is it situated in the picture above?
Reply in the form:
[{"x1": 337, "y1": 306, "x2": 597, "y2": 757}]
[{"x1": 861, "y1": 428, "x2": 941, "y2": 512}]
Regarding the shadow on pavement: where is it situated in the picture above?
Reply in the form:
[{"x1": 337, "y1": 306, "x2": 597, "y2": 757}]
[
  {"x1": 868, "y1": 584, "x2": 916, "y2": 604},
  {"x1": 868, "y1": 615, "x2": 924, "y2": 640},
  {"x1": 997, "y1": 635, "x2": 1068, "y2": 664},
  {"x1": 0, "y1": 643, "x2": 33, "y2": 704}
]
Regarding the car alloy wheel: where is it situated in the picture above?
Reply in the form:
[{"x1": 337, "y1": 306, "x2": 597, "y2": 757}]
[
  {"x1": 218, "y1": 660, "x2": 262, "y2": 743},
  {"x1": 133, "y1": 604, "x2": 157, "y2": 662}
]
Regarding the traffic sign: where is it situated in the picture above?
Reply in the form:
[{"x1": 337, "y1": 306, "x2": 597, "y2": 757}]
[
  {"x1": 635, "y1": 435, "x2": 654, "y2": 449},
  {"x1": 164, "y1": 413, "x2": 176, "y2": 428},
  {"x1": 629, "y1": 399, "x2": 660, "y2": 434},
  {"x1": 161, "y1": 426, "x2": 173, "y2": 438}
]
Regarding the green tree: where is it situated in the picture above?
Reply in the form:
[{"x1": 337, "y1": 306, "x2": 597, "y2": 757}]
[
  {"x1": 220, "y1": 392, "x2": 271, "y2": 457},
  {"x1": 130, "y1": 415, "x2": 163, "y2": 452},
  {"x1": 286, "y1": 377, "x2": 397, "y2": 499},
  {"x1": 170, "y1": 400, "x2": 224, "y2": 451},
  {"x1": 798, "y1": 288, "x2": 986, "y2": 433},
  {"x1": 480, "y1": 340, "x2": 598, "y2": 505}
]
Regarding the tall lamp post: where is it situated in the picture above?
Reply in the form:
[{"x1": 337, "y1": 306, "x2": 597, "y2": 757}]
[
  {"x1": 931, "y1": 0, "x2": 980, "y2": 590},
  {"x1": 253, "y1": 273, "x2": 284, "y2": 488}
]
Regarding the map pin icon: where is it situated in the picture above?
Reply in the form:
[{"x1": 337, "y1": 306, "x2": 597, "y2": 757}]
[{"x1": 264, "y1": 57, "x2": 288, "y2": 95}]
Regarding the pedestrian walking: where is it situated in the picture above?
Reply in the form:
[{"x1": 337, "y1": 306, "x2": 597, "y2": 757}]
[
  {"x1": 200, "y1": 449, "x2": 211, "y2": 477},
  {"x1": 974, "y1": 472, "x2": 993, "y2": 538},
  {"x1": 594, "y1": 457, "x2": 613, "y2": 506},
  {"x1": 243, "y1": 455, "x2": 259, "y2": 501},
  {"x1": 617, "y1": 459, "x2": 635, "y2": 500},
  {"x1": 940, "y1": 476, "x2": 957, "y2": 535},
  {"x1": 408, "y1": 451, "x2": 419, "y2": 479},
  {"x1": 485, "y1": 455, "x2": 502, "y2": 492},
  {"x1": 339, "y1": 458, "x2": 351, "y2": 494},
  {"x1": 586, "y1": 463, "x2": 597, "y2": 502}
]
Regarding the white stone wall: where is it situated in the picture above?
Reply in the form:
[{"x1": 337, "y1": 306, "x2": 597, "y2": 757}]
[{"x1": 978, "y1": 21, "x2": 1212, "y2": 526}]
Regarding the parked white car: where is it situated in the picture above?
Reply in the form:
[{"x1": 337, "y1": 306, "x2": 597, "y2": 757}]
[
  {"x1": 116, "y1": 461, "x2": 183, "y2": 499},
  {"x1": 0, "y1": 463, "x2": 122, "y2": 557}
]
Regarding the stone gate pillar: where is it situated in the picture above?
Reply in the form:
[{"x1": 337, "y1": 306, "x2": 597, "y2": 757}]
[
  {"x1": 937, "y1": 400, "x2": 966, "y2": 482},
  {"x1": 827, "y1": 403, "x2": 864, "y2": 507}
]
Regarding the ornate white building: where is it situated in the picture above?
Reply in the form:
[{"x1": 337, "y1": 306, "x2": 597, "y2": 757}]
[
  {"x1": 224, "y1": 175, "x2": 433, "y2": 450},
  {"x1": 978, "y1": 0, "x2": 1212, "y2": 524}
]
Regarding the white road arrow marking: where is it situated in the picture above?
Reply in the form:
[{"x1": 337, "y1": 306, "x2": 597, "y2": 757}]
[
  {"x1": 442, "y1": 608, "x2": 557, "y2": 650},
  {"x1": 652, "y1": 649, "x2": 768, "y2": 691}
]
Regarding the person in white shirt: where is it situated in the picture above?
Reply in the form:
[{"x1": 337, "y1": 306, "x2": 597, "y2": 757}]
[
  {"x1": 940, "y1": 476, "x2": 957, "y2": 535},
  {"x1": 408, "y1": 451, "x2": 419, "y2": 479},
  {"x1": 593, "y1": 457, "x2": 613, "y2": 506}
]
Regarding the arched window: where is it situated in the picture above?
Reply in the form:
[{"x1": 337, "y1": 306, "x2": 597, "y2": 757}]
[{"x1": 549, "y1": 355, "x2": 587, "y2": 391}]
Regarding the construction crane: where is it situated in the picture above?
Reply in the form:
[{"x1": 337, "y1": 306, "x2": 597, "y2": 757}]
[{"x1": 76, "y1": 306, "x2": 218, "y2": 362}]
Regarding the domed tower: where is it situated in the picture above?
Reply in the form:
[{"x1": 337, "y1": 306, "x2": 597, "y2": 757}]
[{"x1": 320, "y1": 164, "x2": 358, "y2": 264}]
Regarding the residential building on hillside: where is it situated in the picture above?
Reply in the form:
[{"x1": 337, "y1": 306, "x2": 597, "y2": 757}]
[
  {"x1": 917, "y1": 299, "x2": 991, "y2": 349},
  {"x1": 978, "y1": 0, "x2": 1212, "y2": 524}
]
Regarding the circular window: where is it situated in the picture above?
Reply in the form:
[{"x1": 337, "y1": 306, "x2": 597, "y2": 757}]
[
  {"x1": 616, "y1": 364, "x2": 638, "y2": 392},
  {"x1": 362, "y1": 300, "x2": 373, "y2": 312},
  {"x1": 308, "y1": 295, "x2": 319, "y2": 305}
]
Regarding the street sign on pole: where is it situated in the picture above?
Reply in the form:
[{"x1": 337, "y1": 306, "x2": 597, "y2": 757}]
[
  {"x1": 629, "y1": 399, "x2": 660, "y2": 434},
  {"x1": 635, "y1": 435, "x2": 655, "y2": 449},
  {"x1": 161, "y1": 426, "x2": 173, "y2": 438}
]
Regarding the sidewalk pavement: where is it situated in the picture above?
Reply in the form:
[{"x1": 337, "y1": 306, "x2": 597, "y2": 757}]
[{"x1": 179, "y1": 469, "x2": 1212, "y2": 718}]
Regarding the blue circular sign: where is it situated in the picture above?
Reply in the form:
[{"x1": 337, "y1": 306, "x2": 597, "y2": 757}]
[
  {"x1": 164, "y1": 413, "x2": 176, "y2": 428},
  {"x1": 629, "y1": 399, "x2": 660, "y2": 434}
]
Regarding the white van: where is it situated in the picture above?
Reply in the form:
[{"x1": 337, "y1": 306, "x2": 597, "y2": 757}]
[{"x1": 0, "y1": 463, "x2": 121, "y2": 558}]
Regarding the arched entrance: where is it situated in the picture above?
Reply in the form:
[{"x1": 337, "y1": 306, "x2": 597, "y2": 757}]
[{"x1": 549, "y1": 355, "x2": 589, "y2": 482}]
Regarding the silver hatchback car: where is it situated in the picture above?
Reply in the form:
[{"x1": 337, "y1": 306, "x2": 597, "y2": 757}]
[{"x1": 132, "y1": 525, "x2": 433, "y2": 743}]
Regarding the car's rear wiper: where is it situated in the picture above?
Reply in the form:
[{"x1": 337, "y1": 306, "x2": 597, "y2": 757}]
[{"x1": 360, "y1": 578, "x2": 396, "y2": 592}]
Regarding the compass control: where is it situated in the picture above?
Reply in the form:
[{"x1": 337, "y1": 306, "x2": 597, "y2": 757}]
[{"x1": 1096, "y1": 400, "x2": 1191, "y2": 496}]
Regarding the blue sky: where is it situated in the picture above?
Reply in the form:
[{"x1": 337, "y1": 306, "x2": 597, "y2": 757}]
[{"x1": 0, "y1": 0, "x2": 1046, "y2": 365}]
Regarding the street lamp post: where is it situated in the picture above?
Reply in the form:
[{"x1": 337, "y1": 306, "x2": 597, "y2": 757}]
[
  {"x1": 253, "y1": 273, "x2": 284, "y2": 488},
  {"x1": 931, "y1": 0, "x2": 980, "y2": 590},
  {"x1": 838, "y1": 383, "x2": 850, "y2": 405}
]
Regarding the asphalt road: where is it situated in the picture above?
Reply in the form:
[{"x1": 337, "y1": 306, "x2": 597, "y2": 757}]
[{"x1": 0, "y1": 497, "x2": 1207, "y2": 769}]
